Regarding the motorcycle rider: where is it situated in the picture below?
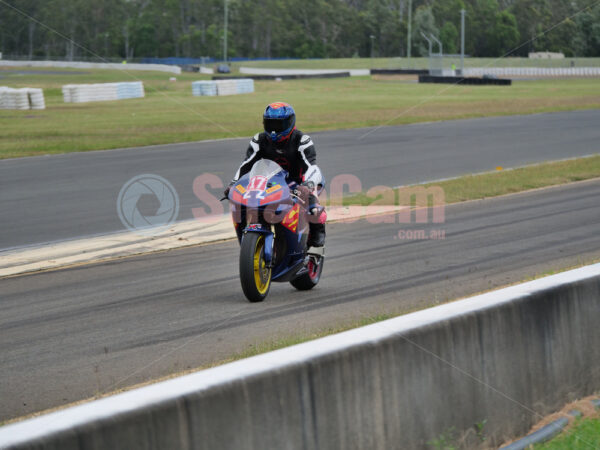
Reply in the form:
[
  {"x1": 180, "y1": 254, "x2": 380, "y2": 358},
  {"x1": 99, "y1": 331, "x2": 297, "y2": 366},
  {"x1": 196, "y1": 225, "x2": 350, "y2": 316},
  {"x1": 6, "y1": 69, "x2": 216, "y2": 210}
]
[{"x1": 225, "y1": 102, "x2": 326, "y2": 247}]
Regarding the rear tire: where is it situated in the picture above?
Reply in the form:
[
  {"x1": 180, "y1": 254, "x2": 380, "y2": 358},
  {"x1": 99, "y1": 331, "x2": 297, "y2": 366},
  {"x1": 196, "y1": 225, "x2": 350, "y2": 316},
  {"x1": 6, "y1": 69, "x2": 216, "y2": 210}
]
[
  {"x1": 240, "y1": 233, "x2": 272, "y2": 302},
  {"x1": 290, "y1": 256, "x2": 324, "y2": 291}
]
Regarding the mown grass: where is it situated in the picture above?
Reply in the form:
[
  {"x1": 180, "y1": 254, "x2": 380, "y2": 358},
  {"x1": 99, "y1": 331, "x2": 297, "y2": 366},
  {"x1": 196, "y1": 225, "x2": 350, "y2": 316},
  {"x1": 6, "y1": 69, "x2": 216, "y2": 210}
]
[
  {"x1": 1, "y1": 66, "x2": 599, "y2": 158},
  {"x1": 343, "y1": 155, "x2": 600, "y2": 206},
  {"x1": 535, "y1": 415, "x2": 600, "y2": 449}
]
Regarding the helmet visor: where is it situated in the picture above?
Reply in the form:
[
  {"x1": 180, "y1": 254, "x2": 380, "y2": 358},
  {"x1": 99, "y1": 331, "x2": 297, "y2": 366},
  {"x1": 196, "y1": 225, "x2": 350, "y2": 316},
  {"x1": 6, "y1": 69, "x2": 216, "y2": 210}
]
[{"x1": 264, "y1": 116, "x2": 293, "y2": 134}]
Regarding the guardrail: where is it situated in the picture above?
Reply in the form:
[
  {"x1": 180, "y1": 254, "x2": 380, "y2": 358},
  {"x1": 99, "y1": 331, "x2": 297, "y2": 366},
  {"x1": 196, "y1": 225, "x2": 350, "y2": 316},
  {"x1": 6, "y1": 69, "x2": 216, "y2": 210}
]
[{"x1": 1, "y1": 264, "x2": 599, "y2": 449}]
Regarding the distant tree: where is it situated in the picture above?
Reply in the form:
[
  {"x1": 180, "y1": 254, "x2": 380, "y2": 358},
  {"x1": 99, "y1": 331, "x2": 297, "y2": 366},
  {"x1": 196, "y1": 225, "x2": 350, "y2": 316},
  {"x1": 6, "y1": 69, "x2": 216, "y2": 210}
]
[
  {"x1": 413, "y1": 6, "x2": 439, "y2": 56},
  {"x1": 432, "y1": 0, "x2": 465, "y2": 29},
  {"x1": 440, "y1": 22, "x2": 459, "y2": 53},
  {"x1": 572, "y1": 4, "x2": 600, "y2": 56},
  {"x1": 488, "y1": 10, "x2": 520, "y2": 55},
  {"x1": 509, "y1": 0, "x2": 551, "y2": 55},
  {"x1": 0, "y1": 0, "x2": 597, "y2": 60},
  {"x1": 465, "y1": 0, "x2": 502, "y2": 56}
]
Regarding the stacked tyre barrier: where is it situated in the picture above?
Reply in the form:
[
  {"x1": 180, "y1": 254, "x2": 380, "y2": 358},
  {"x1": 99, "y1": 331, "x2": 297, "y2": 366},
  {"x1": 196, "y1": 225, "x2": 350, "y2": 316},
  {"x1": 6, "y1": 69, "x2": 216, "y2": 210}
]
[
  {"x1": 419, "y1": 75, "x2": 512, "y2": 85},
  {"x1": 191, "y1": 79, "x2": 254, "y2": 97},
  {"x1": 235, "y1": 78, "x2": 254, "y2": 94},
  {"x1": 0, "y1": 87, "x2": 45, "y2": 110},
  {"x1": 214, "y1": 80, "x2": 237, "y2": 96},
  {"x1": 191, "y1": 81, "x2": 218, "y2": 96},
  {"x1": 62, "y1": 82, "x2": 144, "y2": 103}
]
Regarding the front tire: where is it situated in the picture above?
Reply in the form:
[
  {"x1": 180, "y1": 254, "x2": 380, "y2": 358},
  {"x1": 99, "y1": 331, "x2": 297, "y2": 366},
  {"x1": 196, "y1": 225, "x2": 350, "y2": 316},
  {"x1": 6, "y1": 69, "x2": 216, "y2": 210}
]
[
  {"x1": 290, "y1": 256, "x2": 324, "y2": 291},
  {"x1": 240, "y1": 233, "x2": 272, "y2": 302}
]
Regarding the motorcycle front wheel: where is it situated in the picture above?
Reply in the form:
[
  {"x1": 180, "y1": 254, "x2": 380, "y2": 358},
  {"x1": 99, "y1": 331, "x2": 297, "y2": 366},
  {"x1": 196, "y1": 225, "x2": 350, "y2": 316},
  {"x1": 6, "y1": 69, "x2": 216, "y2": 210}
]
[{"x1": 240, "y1": 232, "x2": 272, "y2": 302}]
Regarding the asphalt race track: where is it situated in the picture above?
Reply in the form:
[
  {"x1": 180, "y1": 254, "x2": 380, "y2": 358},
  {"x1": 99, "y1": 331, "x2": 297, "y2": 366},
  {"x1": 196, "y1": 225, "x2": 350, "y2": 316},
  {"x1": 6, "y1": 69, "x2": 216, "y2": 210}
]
[
  {"x1": 2, "y1": 179, "x2": 600, "y2": 420},
  {"x1": 1, "y1": 109, "x2": 599, "y2": 250}
]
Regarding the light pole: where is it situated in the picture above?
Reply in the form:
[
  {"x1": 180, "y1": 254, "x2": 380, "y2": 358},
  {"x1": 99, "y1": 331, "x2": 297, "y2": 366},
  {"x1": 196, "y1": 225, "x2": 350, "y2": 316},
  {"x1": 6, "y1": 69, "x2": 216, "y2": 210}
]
[
  {"x1": 407, "y1": 0, "x2": 412, "y2": 61},
  {"x1": 223, "y1": 0, "x2": 228, "y2": 63},
  {"x1": 460, "y1": 9, "x2": 466, "y2": 75},
  {"x1": 430, "y1": 33, "x2": 442, "y2": 56},
  {"x1": 370, "y1": 35, "x2": 375, "y2": 59},
  {"x1": 420, "y1": 32, "x2": 432, "y2": 73}
]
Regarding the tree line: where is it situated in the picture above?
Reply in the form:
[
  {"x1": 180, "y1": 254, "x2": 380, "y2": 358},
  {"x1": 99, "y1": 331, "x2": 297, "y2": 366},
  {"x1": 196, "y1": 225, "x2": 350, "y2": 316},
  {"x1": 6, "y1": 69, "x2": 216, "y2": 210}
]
[{"x1": 1, "y1": 0, "x2": 598, "y2": 61}]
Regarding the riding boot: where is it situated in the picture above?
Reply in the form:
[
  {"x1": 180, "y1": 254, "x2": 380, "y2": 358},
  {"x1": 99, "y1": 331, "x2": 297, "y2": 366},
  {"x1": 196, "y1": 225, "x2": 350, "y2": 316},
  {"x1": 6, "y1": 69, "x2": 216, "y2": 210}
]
[
  {"x1": 308, "y1": 222, "x2": 326, "y2": 247},
  {"x1": 306, "y1": 192, "x2": 326, "y2": 247}
]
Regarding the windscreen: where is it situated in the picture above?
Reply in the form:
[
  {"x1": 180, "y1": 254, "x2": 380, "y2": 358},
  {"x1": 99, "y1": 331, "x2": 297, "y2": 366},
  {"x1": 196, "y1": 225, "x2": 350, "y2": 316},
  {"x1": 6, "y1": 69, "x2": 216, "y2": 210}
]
[{"x1": 248, "y1": 159, "x2": 284, "y2": 180}]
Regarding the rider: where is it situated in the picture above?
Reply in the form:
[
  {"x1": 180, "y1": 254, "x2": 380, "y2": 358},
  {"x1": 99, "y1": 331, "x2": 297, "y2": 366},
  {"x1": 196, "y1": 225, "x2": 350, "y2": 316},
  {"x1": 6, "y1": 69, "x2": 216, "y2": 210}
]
[{"x1": 225, "y1": 102, "x2": 326, "y2": 247}]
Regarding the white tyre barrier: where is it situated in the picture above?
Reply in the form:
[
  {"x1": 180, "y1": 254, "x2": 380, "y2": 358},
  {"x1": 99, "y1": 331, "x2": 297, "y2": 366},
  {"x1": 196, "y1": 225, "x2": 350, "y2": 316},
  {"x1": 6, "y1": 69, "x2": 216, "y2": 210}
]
[
  {"x1": 0, "y1": 87, "x2": 45, "y2": 110},
  {"x1": 215, "y1": 79, "x2": 238, "y2": 96},
  {"x1": 236, "y1": 79, "x2": 254, "y2": 94},
  {"x1": 28, "y1": 88, "x2": 45, "y2": 109},
  {"x1": 192, "y1": 81, "x2": 218, "y2": 96},
  {"x1": 191, "y1": 79, "x2": 255, "y2": 97},
  {"x1": 464, "y1": 67, "x2": 600, "y2": 77},
  {"x1": 62, "y1": 82, "x2": 145, "y2": 103}
]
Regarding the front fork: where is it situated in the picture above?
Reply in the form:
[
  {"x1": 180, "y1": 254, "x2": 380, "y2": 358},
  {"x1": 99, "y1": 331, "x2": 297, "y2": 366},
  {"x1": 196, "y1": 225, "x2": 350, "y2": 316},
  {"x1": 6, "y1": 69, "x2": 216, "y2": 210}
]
[{"x1": 241, "y1": 227, "x2": 274, "y2": 266}]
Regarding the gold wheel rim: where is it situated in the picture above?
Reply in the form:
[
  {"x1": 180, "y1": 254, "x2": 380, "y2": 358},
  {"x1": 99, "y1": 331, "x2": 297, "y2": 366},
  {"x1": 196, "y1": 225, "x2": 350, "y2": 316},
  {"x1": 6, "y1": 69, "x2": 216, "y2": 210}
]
[{"x1": 253, "y1": 235, "x2": 271, "y2": 295}]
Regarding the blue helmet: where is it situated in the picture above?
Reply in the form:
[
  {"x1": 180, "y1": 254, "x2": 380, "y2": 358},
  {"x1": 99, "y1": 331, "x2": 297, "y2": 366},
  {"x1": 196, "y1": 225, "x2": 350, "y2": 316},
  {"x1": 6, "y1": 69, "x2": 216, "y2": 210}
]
[{"x1": 263, "y1": 102, "x2": 296, "y2": 143}]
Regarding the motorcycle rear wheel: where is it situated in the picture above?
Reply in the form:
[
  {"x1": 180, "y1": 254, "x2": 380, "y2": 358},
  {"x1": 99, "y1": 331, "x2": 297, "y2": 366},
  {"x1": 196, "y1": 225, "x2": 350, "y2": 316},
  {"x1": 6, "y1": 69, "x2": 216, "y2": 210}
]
[
  {"x1": 290, "y1": 256, "x2": 324, "y2": 291},
  {"x1": 240, "y1": 233, "x2": 272, "y2": 302}
]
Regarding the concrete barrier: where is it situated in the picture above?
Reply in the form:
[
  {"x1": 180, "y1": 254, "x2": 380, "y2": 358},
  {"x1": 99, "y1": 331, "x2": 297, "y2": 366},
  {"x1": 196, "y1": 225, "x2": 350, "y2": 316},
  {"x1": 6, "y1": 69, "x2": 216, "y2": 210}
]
[
  {"x1": 213, "y1": 72, "x2": 352, "y2": 80},
  {"x1": 239, "y1": 67, "x2": 366, "y2": 77},
  {"x1": 1, "y1": 264, "x2": 599, "y2": 449},
  {"x1": 371, "y1": 69, "x2": 428, "y2": 75},
  {"x1": 0, "y1": 60, "x2": 181, "y2": 74}
]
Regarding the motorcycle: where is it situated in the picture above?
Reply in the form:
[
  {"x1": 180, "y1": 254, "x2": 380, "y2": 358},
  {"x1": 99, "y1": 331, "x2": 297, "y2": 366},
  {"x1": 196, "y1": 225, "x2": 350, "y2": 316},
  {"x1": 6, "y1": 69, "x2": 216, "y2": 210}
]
[{"x1": 227, "y1": 159, "x2": 325, "y2": 302}]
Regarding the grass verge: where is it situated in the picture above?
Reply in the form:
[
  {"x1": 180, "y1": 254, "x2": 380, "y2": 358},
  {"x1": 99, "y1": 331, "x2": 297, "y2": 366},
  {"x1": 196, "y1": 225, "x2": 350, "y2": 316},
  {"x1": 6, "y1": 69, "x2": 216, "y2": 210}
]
[
  {"x1": 342, "y1": 155, "x2": 600, "y2": 207},
  {"x1": 1, "y1": 66, "x2": 599, "y2": 158},
  {"x1": 535, "y1": 415, "x2": 600, "y2": 449}
]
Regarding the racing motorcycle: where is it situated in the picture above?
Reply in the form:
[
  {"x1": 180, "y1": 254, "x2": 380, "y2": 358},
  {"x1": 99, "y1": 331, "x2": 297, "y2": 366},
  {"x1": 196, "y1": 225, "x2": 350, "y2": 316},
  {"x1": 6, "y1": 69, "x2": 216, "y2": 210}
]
[{"x1": 227, "y1": 159, "x2": 325, "y2": 302}]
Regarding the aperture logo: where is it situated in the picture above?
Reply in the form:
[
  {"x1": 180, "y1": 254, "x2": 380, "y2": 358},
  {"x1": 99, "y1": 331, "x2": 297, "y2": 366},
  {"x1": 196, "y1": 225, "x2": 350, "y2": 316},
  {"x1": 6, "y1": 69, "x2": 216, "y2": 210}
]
[{"x1": 117, "y1": 174, "x2": 180, "y2": 235}]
